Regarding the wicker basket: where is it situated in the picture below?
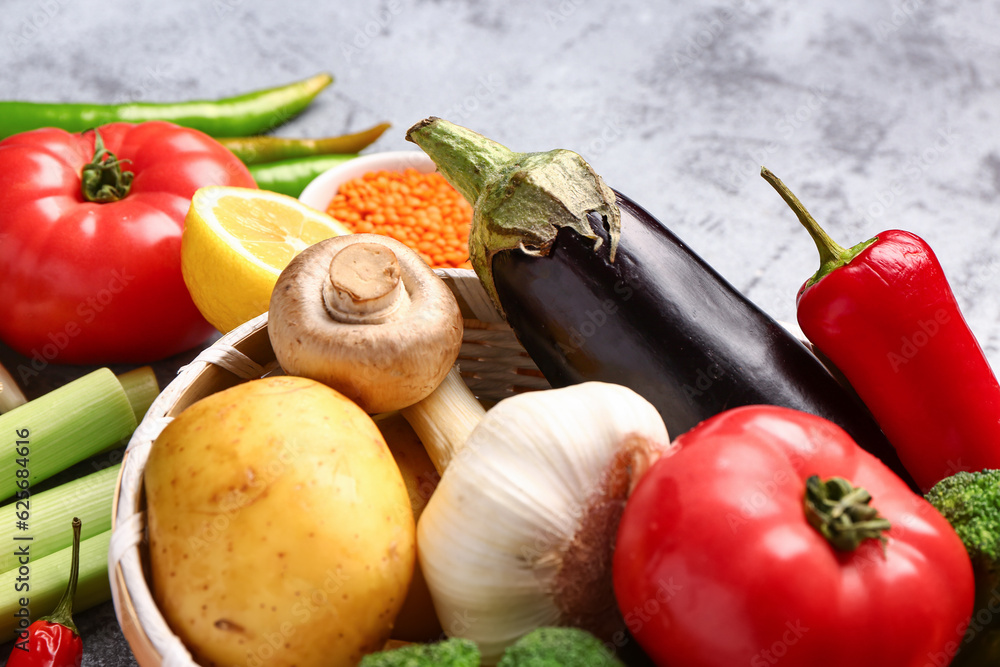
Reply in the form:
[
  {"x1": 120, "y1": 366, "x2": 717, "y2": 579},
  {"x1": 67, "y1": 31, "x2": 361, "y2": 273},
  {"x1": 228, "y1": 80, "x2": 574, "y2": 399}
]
[{"x1": 108, "y1": 268, "x2": 550, "y2": 667}]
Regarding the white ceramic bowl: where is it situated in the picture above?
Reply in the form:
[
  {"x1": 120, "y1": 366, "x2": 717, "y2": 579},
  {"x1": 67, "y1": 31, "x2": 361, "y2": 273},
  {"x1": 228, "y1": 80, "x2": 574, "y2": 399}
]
[{"x1": 298, "y1": 150, "x2": 438, "y2": 212}]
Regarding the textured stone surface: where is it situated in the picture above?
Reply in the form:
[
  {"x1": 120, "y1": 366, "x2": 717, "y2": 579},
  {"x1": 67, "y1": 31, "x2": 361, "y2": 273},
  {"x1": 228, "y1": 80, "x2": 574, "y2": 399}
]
[{"x1": 2, "y1": 0, "x2": 1000, "y2": 664}]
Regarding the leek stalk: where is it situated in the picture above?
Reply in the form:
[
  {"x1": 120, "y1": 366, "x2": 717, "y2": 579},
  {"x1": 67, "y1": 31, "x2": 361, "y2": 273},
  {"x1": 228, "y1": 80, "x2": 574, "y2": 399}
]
[
  {"x1": 115, "y1": 365, "x2": 159, "y2": 424},
  {"x1": 0, "y1": 464, "x2": 118, "y2": 571},
  {"x1": 0, "y1": 528, "x2": 111, "y2": 643},
  {"x1": 0, "y1": 368, "x2": 136, "y2": 501}
]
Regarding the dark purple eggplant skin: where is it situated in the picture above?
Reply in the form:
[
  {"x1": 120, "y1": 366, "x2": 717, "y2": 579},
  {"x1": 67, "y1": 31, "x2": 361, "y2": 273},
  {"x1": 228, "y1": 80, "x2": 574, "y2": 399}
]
[{"x1": 491, "y1": 189, "x2": 917, "y2": 489}]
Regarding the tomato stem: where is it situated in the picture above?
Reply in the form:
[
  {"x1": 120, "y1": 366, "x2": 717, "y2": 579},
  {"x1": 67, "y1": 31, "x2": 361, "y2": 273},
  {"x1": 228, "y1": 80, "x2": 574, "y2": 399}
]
[
  {"x1": 804, "y1": 475, "x2": 891, "y2": 551},
  {"x1": 81, "y1": 129, "x2": 133, "y2": 203}
]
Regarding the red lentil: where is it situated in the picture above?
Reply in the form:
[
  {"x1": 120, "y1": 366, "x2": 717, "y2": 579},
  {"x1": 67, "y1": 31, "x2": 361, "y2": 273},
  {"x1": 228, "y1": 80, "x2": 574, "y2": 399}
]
[{"x1": 325, "y1": 168, "x2": 473, "y2": 268}]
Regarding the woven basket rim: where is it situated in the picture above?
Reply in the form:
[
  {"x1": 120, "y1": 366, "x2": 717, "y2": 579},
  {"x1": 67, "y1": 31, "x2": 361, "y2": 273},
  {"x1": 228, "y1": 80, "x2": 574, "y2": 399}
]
[
  {"x1": 108, "y1": 268, "x2": 547, "y2": 666},
  {"x1": 108, "y1": 265, "x2": 819, "y2": 666}
]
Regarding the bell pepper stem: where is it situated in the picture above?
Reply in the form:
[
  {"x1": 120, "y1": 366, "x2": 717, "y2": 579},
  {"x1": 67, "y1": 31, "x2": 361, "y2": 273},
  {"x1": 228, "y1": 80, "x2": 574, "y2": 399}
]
[
  {"x1": 804, "y1": 475, "x2": 891, "y2": 552},
  {"x1": 81, "y1": 129, "x2": 134, "y2": 203},
  {"x1": 760, "y1": 167, "x2": 876, "y2": 286},
  {"x1": 40, "y1": 517, "x2": 81, "y2": 636}
]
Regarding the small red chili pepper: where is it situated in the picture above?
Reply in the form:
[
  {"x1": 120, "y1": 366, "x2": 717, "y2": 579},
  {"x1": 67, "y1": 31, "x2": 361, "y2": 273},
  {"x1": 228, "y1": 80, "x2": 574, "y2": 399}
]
[
  {"x1": 762, "y1": 168, "x2": 1000, "y2": 492},
  {"x1": 7, "y1": 518, "x2": 84, "y2": 667}
]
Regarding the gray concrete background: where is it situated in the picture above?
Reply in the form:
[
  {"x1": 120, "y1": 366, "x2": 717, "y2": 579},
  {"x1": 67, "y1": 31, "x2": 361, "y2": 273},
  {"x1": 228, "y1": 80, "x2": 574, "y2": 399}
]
[{"x1": 2, "y1": 0, "x2": 1000, "y2": 664}]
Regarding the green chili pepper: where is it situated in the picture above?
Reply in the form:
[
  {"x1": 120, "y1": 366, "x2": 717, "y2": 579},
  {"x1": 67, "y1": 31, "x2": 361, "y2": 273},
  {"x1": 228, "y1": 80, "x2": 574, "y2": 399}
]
[
  {"x1": 0, "y1": 73, "x2": 333, "y2": 139},
  {"x1": 248, "y1": 153, "x2": 358, "y2": 198},
  {"x1": 218, "y1": 122, "x2": 391, "y2": 165}
]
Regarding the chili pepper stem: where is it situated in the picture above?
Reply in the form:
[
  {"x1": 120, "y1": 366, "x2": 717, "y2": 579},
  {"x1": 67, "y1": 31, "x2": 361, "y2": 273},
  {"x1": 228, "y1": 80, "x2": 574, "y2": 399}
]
[
  {"x1": 760, "y1": 167, "x2": 876, "y2": 286},
  {"x1": 41, "y1": 517, "x2": 82, "y2": 636}
]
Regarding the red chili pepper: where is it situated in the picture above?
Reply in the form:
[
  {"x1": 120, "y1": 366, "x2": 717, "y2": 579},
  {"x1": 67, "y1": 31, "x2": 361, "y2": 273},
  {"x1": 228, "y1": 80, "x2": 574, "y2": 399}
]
[
  {"x1": 7, "y1": 518, "x2": 83, "y2": 667},
  {"x1": 762, "y1": 168, "x2": 1000, "y2": 492}
]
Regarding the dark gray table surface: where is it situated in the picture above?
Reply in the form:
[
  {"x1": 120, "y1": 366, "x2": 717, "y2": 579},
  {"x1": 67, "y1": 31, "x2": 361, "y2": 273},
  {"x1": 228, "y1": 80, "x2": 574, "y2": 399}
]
[{"x1": 3, "y1": 0, "x2": 1000, "y2": 664}]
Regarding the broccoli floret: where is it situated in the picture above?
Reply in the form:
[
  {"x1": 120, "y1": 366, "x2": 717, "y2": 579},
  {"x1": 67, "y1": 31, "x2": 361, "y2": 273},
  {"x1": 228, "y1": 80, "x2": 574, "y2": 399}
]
[
  {"x1": 359, "y1": 638, "x2": 479, "y2": 667},
  {"x1": 497, "y1": 627, "x2": 625, "y2": 667},
  {"x1": 926, "y1": 470, "x2": 1000, "y2": 666}
]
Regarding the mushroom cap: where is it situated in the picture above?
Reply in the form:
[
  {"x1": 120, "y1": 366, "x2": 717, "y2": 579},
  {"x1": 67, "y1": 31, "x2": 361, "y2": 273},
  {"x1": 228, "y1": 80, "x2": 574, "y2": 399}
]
[{"x1": 268, "y1": 233, "x2": 464, "y2": 413}]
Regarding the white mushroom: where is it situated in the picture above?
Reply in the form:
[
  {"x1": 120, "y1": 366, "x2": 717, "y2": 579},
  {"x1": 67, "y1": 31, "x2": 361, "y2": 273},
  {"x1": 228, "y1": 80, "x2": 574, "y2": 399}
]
[{"x1": 268, "y1": 233, "x2": 483, "y2": 468}]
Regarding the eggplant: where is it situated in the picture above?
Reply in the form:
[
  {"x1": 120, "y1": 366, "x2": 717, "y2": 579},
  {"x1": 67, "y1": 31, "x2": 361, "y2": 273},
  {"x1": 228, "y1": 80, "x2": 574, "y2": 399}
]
[{"x1": 406, "y1": 117, "x2": 916, "y2": 490}]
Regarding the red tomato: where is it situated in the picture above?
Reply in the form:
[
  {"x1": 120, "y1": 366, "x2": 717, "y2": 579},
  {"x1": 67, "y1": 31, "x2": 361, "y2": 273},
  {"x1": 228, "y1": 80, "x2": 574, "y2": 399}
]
[
  {"x1": 0, "y1": 121, "x2": 255, "y2": 365},
  {"x1": 613, "y1": 405, "x2": 974, "y2": 667}
]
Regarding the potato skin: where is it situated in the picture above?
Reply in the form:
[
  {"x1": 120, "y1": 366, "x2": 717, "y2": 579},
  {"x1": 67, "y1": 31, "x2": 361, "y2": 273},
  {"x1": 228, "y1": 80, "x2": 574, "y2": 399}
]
[
  {"x1": 145, "y1": 376, "x2": 415, "y2": 667},
  {"x1": 375, "y1": 413, "x2": 443, "y2": 642}
]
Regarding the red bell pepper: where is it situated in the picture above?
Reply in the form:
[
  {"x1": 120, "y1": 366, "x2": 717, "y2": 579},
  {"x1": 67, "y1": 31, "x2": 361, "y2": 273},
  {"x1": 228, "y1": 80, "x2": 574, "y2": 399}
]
[
  {"x1": 762, "y1": 168, "x2": 1000, "y2": 492},
  {"x1": 7, "y1": 519, "x2": 84, "y2": 667},
  {"x1": 613, "y1": 405, "x2": 974, "y2": 667}
]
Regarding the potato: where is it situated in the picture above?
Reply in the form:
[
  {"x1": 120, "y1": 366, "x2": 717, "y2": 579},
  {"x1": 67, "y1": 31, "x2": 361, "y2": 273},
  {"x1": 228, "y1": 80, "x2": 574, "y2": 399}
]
[{"x1": 145, "y1": 376, "x2": 415, "y2": 667}]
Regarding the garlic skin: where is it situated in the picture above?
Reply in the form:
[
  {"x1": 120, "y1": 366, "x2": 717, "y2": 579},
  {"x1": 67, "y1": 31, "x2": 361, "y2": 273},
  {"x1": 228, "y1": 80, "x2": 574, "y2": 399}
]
[{"x1": 416, "y1": 382, "x2": 674, "y2": 663}]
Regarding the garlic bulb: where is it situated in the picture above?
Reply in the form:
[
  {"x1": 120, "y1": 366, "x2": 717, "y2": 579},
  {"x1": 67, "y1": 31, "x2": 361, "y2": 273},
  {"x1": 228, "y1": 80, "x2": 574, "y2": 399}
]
[{"x1": 417, "y1": 381, "x2": 673, "y2": 663}]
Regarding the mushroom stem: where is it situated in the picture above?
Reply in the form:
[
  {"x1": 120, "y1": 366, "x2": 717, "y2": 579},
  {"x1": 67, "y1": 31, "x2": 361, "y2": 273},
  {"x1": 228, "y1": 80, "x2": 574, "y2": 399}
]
[
  {"x1": 323, "y1": 242, "x2": 411, "y2": 324},
  {"x1": 401, "y1": 366, "x2": 486, "y2": 474}
]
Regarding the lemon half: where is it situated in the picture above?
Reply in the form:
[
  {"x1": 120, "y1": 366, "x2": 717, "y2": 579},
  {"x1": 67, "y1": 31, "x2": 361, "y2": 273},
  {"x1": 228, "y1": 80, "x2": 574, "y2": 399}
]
[{"x1": 182, "y1": 186, "x2": 350, "y2": 333}]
